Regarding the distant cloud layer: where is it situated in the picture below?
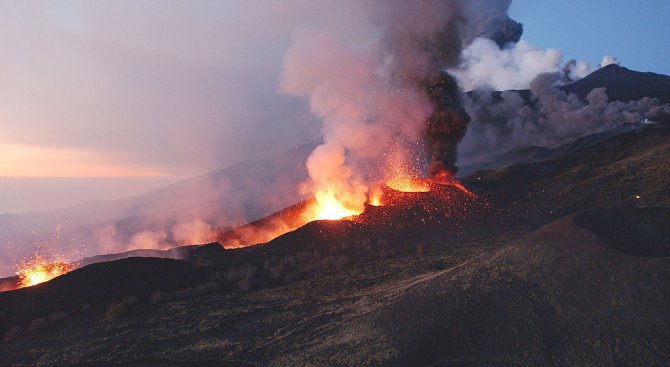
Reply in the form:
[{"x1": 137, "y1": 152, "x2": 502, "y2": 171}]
[{"x1": 0, "y1": 1, "x2": 322, "y2": 177}]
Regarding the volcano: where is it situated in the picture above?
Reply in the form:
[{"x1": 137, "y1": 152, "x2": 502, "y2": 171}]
[
  {"x1": 214, "y1": 181, "x2": 482, "y2": 251},
  {"x1": 1, "y1": 120, "x2": 669, "y2": 365}
]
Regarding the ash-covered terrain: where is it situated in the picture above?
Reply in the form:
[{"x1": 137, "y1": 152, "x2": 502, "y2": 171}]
[{"x1": 1, "y1": 91, "x2": 669, "y2": 366}]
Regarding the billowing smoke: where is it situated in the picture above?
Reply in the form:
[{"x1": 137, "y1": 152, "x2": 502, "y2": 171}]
[
  {"x1": 458, "y1": 72, "x2": 670, "y2": 165},
  {"x1": 92, "y1": 219, "x2": 219, "y2": 254},
  {"x1": 280, "y1": 0, "x2": 522, "y2": 211},
  {"x1": 423, "y1": 71, "x2": 470, "y2": 178},
  {"x1": 448, "y1": 37, "x2": 595, "y2": 91},
  {"x1": 460, "y1": 0, "x2": 523, "y2": 47},
  {"x1": 600, "y1": 55, "x2": 621, "y2": 67},
  {"x1": 0, "y1": 144, "x2": 312, "y2": 277}
]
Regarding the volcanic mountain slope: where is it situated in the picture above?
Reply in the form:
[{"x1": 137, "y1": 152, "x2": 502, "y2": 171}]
[
  {"x1": 456, "y1": 121, "x2": 646, "y2": 176},
  {"x1": 562, "y1": 64, "x2": 670, "y2": 104},
  {"x1": 1, "y1": 124, "x2": 669, "y2": 366}
]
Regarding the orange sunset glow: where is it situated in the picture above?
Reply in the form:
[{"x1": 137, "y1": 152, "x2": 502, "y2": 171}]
[{"x1": 0, "y1": 143, "x2": 176, "y2": 177}]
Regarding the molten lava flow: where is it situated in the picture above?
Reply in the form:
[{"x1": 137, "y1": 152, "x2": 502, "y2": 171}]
[
  {"x1": 16, "y1": 255, "x2": 73, "y2": 288},
  {"x1": 430, "y1": 169, "x2": 475, "y2": 197}
]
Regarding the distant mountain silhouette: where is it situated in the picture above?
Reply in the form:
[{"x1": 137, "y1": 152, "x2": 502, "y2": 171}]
[
  {"x1": 467, "y1": 64, "x2": 670, "y2": 105},
  {"x1": 458, "y1": 122, "x2": 645, "y2": 176},
  {"x1": 562, "y1": 64, "x2": 670, "y2": 104}
]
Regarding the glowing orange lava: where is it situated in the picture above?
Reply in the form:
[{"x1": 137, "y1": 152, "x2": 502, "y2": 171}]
[
  {"x1": 386, "y1": 177, "x2": 431, "y2": 192},
  {"x1": 16, "y1": 255, "x2": 73, "y2": 288},
  {"x1": 368, "y1": 185, "x2": 385, "y2": 206},
  {"x1": 304, "y1": 189, "x2": 363, "y2": 221},
  {"x1": 384, "y1": 145, "x2": 431, "y2": 193},
  {"x1": 431, "y1": 170, "x2": 475, "y2": 197}
]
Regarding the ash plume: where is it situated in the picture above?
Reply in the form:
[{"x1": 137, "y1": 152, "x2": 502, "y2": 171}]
[
  {"x1": 461, "y1": 0, "x2": 523, "y2": 47},
  {"x1": 280, "y1": 0, "x2": 523, "y2": 210},
  {"x1": 423, "y1": 71, "x2": 470, "y2": 177},
  {"x1": 458, "y1": 72, "x2": 670, "y2": 164}
]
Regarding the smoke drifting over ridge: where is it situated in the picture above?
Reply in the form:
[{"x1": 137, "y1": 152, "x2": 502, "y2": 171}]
[
  {"x1": 458, "y1": 72, "x2": 670, "y2": 164},
  {"x1": 280, "y1": 0, "x2": 522, "y2": 212},
  {"x1": 449, "y1": 38, "x2": 591, "y2": 91}
]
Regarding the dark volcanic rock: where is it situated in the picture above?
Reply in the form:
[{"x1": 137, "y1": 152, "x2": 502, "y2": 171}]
[
  {"x1": 562, "y1": 64, "x2": 670, "y2": 104},
  {"x1": 74, "y1": 357, "x2": 254, "y2": 367},
  {"x1": 574, "y1": 205, "x2": 670, "y2": 257},
  {"x1": 365, "y1": 216, "x2": 670, "y2": 365},
  {"x1": 462, "y1": 124, "x2": 670, "y2": 228},
  {"x1": 0, "y1": 257, "x2": 210, "y2": 336}
]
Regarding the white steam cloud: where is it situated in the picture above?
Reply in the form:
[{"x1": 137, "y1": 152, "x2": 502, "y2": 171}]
[
  {"x1": 448, "y1": 37, "x2": 600, "y2": 91},
  {"x1": 600, "y1": 55, "x2": 621, "y2": 68}
]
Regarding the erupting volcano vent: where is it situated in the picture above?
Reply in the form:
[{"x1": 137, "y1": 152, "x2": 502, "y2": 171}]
[
  {"x1": 384, "y1": 139, "x2": 432, "y2": 193},
  {"x1": 386, "y1": 177, "x2": 431, "y2": 193},
  {"x1": 4, "y1": 227, "x2": 78, "y2": 290},
  {"x1": 277, "y1": 0, "x2": 520, "y2": 230},
  {"x1": 355, "y1": 179, "x2": 482, "y2": 230},
  {"x1": 215, "y1": 174, "x2": 481, "y2": 250},
  {"x1": 214, "y1": 0, "x2": 520, "y2": 251},
  {"x1": 16, "y1": 255, "x2": 73, "y2": 288},
  {"x1": 303, "y1": 189, "x2": 364, "y2": 221}
]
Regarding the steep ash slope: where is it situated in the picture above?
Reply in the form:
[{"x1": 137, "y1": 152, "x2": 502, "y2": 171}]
[{"x1": 361, "y1": 214, "x2": 670, "y2": 366}]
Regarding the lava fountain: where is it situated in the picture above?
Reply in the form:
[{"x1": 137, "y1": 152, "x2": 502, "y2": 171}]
[
  {"x1": 16, "y1": 254, "x2": 73, "y2": 288},
  {"x1": 9, "y1": 226, "x2": 76, "y2": 290},
  {"x1": 303, "y1": 188, "x2": 364, "y2": 221},
  {"x1": 367, "y1": 185, "x2": 385, "y2": 206}
]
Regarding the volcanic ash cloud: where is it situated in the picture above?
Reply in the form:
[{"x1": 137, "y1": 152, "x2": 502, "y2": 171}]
[{"x1": 279, "y1": 0, "x2": 523, "y2": 214}]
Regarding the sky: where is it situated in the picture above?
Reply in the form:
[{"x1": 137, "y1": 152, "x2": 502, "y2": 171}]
[
  {"x1": 509, "y1": 0, "x2": 670, "y2": 75},
  {"x1": 0, "y1": 0, "x2": 668, "y2": 213}
]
